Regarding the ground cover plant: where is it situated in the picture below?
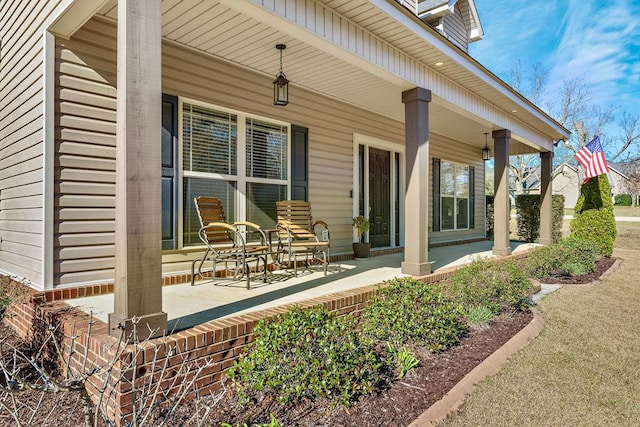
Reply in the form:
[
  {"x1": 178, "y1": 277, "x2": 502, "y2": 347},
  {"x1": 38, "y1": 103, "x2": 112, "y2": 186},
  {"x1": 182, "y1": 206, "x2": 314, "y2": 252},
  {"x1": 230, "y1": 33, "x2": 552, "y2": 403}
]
[
  {"x1": 361, "y1": 277, "x2": 468, "y2": 353},
  {"x1": 440, "y1": 258, "x2": 535, "y2": 315},
  {"x1": 525, "y1": 235, "x2": 598, "y2": 280},
  {"x1": 228, "y1": 305, "x2": 383, "y2": 406}
]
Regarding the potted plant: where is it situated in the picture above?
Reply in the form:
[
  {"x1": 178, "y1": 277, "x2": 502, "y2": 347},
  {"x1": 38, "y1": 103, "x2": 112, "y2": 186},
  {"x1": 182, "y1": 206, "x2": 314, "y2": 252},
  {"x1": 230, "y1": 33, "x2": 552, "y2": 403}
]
[{"x1": 352, "y1": 215, "x2": 371, "y2": 259}]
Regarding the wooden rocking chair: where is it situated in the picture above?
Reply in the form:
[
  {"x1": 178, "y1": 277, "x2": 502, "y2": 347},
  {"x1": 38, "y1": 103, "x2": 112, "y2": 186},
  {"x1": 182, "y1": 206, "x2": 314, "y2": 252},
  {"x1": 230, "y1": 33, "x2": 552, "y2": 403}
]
[
  {"x1": 190, "y1": 196, "x2": 269, "y2": 289},
  {"x1": 276, "y1": 200, "x2": 330, "y2": 276}
]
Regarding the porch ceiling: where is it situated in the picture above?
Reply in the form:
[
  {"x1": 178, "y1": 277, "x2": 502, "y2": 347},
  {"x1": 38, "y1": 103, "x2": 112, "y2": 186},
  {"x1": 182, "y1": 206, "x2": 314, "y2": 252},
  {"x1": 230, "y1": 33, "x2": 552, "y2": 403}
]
[{"x1": 95, "y1": 0, "x2": 545, "y2": 154}]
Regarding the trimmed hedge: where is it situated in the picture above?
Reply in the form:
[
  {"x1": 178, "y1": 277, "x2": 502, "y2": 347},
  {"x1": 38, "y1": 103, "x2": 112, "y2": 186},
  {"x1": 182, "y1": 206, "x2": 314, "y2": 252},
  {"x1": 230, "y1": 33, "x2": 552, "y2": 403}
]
[
  {"x1": 570, "y1": 174, "x2": 616, "y2": 256},
  {"x1": 552, "y1": 194, "x2": 565, "y2": 242},
  {"x1": 486, "y1": 194, "x2": 494, "y2": 238},
  {"x1": 614, "y1": 193, "x2": 633, "y2": 206},
  {"x1": 515, "y1": 194, "x2": 565, "y2": 243}
]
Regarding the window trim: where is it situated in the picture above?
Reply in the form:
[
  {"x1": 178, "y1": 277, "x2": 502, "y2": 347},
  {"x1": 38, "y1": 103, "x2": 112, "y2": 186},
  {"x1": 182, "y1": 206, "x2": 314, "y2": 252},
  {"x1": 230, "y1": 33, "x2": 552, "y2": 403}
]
[
  {"x1": 178, "y1": 97, "x2": 291, "y2": 249},
  {"x1": 439, "y1": 159, "x2": 470, "y2": 232}
]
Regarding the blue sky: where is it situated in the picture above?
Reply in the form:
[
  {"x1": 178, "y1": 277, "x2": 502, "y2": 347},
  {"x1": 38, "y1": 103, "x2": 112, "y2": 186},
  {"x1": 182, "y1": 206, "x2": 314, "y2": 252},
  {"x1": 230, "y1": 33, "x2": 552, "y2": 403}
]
[{"x1": 469, "y1": 0, "x2": 640, "y2": 125}]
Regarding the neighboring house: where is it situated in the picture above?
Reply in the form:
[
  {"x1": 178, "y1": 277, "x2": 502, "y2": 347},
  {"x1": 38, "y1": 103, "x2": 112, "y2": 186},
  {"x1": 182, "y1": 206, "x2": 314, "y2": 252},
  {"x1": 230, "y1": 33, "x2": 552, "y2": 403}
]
[
  {"x1": 0, "y1": 0, "x2": 568, "y2": 334},
  {"x1": 550, "y1": 162, "x2": 632, "y2": 208}
]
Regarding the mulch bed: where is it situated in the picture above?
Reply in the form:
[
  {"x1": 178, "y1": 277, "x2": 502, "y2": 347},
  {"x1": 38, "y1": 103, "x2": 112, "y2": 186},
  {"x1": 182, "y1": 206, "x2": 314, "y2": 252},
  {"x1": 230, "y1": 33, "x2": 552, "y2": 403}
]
[
  {"x1": 539, "y1": 257, "x2": 617, "y2": 285},
  {"x1": 0, "y1": 256, "x2": 617, "y2": 426},
  {"x1": 202, "y1": 311, "x2": 533, "y2": 426}
]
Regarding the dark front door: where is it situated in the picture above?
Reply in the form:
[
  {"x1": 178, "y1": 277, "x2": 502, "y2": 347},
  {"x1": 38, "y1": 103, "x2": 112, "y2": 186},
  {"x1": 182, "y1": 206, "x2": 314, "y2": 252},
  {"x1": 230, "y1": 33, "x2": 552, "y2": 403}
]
[{"x1": 369, "y1": 147, "x2": 390, "y2": 247}]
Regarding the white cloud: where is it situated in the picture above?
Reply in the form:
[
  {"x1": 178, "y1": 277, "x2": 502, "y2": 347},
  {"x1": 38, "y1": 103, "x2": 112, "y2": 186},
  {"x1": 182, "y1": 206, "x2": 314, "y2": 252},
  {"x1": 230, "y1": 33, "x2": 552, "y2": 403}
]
[{"x1": 548, "y1": 0, "x2": 640, "y2": 111}]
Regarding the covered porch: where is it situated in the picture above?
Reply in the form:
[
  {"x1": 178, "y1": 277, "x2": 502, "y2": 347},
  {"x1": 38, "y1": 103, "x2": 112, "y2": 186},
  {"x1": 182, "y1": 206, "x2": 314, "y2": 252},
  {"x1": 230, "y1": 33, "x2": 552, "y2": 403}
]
[
  {"x1": 65, "y1": 240, "x2": 537, "y2": 331},
  {"x1": 43, "y1": 0, "x2": 568, "y2": 340}
]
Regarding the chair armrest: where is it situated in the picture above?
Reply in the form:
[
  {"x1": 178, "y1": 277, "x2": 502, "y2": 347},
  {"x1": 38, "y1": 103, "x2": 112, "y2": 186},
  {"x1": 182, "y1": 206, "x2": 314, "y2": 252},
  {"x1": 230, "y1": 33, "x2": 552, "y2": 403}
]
[
  {"x1": 199, "y1": 222, "x2": 247, "y2": 250},
  {"x1": 233, "y1": 221, "x2": 267, "y2": 244}
]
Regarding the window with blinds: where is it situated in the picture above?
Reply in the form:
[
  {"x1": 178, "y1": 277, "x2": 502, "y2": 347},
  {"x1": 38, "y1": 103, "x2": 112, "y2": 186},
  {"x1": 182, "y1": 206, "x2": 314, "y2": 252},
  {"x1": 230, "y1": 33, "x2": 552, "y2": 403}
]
[
  {"x1": 246, "y1": 119, "x2": 287, "y2": 180},
  {"x1": 183, "y1": 103, "x2": 237, "y2": 175},
  {"x1": 181, "y1": 100, "x2": 290, "y2": 247},
  {"x1": 440, "y1": 160, "x2": 469, "y2": 231}
]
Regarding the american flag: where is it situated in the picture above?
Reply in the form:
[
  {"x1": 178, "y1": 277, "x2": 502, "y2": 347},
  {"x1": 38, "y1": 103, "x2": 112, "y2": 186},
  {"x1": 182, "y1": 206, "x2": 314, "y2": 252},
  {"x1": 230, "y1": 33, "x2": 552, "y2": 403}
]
[{"x1": 574, "y1": 136, "x2": 609, "y2": 183}]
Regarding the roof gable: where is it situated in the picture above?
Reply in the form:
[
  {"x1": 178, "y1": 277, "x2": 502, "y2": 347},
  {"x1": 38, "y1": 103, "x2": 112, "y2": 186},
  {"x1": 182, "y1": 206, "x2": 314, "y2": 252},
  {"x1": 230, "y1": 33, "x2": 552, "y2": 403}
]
[{"x1": 415, "y1": 0, "x2": 483, "y2": 43}]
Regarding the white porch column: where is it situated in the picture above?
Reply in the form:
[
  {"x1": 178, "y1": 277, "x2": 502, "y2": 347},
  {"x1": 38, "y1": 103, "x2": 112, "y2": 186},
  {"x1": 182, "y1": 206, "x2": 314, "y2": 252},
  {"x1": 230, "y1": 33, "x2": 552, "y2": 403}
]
[
  {"x1": 492, "y1": 129, "x2": 512, "y2": 256},
  {"x1": 401, "y1": 87, "x2": 431, "y2": 276},
  {"x1": 109, "y1": 0, "x2": 167, "y2": 340},
  {"x1": 539, "y1": 151, "x2": 554, "y2": 245}
]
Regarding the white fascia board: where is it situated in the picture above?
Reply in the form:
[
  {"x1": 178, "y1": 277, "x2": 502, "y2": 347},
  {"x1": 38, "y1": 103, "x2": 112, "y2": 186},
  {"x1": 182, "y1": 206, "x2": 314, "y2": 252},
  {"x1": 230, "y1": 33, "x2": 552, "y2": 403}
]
[
  {"x1": 370, "y1": 0, "x2": 567, "y2": 138},
  {"x1": 467, "y1": 0, "x2": 484, "y2": 41}
]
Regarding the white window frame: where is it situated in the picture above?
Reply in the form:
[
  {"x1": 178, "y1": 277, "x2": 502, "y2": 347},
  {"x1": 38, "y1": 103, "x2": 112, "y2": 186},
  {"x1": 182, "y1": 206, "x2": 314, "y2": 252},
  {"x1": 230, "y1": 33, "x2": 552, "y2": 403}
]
[
  {"x1": 440, "y1": 160, "x2": 470, "y2": 231},
  {"x1": 352, "y1": 133, "x2": 405, "y2": 247},
  {"x1": 178, "y1": 97, "x2": 291, "y2": 248}
]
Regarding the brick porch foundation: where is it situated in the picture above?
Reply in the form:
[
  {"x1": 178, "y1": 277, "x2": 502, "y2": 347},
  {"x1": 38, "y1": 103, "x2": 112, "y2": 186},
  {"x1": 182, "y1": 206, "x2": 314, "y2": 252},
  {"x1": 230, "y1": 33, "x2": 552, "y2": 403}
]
[{"x1": 2, "y1": 247, "x2": 528, "y2": 426}]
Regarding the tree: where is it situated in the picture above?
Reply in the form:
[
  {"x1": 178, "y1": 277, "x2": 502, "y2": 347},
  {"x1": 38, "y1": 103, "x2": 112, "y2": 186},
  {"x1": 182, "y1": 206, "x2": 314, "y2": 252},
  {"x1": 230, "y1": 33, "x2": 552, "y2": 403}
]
[
  {"x1": 620, "y1": 160, "x2": 640, "y2": 206},
  {"x1": 570, "y1": 174, "x2": 616, "y2": 256},
  {"x1": 505, "y1": 63, "x2": 640, "y2": 167}
]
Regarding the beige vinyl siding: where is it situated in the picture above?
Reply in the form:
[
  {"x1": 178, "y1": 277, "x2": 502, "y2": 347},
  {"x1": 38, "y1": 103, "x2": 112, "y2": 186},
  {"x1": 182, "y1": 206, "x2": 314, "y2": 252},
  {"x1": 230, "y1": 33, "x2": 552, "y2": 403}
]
[
  {"x1": 0, "y1": 0, "x2": 68, "y2": 284},
  {"x1": 54, "y1": 17, "x2": 404, "y2": 285},
  {"x1": 429, "y1": 134, "x2": 485, "y2": 245},
  {"x1": 441, "y1": 5, "x2": 468, "y2": 52},
  {"x1": 54, "y1": 20, "x2": 117, "y2": 286}
]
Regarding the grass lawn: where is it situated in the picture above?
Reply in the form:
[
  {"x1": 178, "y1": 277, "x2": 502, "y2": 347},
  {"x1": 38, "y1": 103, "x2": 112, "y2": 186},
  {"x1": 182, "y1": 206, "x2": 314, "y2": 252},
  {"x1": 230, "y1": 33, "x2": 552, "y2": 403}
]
[{"x1": 442, "y1": 222, "x2": 640, "y2": 427}]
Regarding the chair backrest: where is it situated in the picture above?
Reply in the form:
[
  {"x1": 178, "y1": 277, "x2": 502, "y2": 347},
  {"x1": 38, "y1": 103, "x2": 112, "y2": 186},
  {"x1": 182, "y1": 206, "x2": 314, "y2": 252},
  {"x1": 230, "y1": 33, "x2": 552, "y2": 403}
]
[
  {"x1": 276, "y1": 200, "x2": 317, "y2": 240},
  {"x1": 194, "y1": 196, "x2": 234, "y2": 245}
]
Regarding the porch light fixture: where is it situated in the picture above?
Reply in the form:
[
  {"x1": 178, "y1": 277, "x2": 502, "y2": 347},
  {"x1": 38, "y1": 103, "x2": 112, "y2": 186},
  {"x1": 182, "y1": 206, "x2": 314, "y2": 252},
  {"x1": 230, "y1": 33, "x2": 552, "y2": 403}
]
[
  {"x1": 482, "y1": 132, "x2": 490, "y2": 161},
  {"x1": 273, "y1": 44, "x2": 289, "y2": 106}
]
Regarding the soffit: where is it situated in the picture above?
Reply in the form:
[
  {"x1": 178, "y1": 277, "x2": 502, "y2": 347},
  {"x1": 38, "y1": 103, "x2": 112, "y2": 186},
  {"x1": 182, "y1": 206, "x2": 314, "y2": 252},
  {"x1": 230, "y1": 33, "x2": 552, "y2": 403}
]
[{"x1": 95, "y1": 0, "x2": 554, "y2": 153}]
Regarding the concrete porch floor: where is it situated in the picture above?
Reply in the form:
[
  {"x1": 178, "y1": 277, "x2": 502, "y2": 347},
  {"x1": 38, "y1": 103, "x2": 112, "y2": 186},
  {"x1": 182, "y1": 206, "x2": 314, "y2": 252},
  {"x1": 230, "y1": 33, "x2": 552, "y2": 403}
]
[{"x1": 66, "y1": 240, "x2": 537, "y2": 331}]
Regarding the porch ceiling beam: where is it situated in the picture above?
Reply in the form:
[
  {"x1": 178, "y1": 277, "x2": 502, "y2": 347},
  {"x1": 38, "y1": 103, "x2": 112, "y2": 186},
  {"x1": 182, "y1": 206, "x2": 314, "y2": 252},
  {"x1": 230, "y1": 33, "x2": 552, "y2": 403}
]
[{"x1": 108, "y1": 0, "x2": 167, "y2": 340}]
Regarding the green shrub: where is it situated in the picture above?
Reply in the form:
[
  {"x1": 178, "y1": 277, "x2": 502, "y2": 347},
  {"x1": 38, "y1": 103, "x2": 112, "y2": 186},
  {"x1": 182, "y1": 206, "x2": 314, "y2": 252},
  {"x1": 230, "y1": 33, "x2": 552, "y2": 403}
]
[
  {"x1": 570, "y1": 174, "x2": 616, "y2": 256},
  {"x1": 515, "y1": 194, "x2": 541, "y2": 242},
  {"x1": 515, "y1": 194, "x2": 565, "y2": 243},
  {"x1": 362, "y1": 277, "x2": 467, "y2": 353},
  {"x1": 526, "y1": 236, "x2": 597, "y2": 280},
  {"x1": 227, "y1": 306, "x2": 382, "y2": 406},
  {"x1": 614, "y1": 193, "x2": 633, "y2": 206},
  {"x1": 552, "y1": 194, "x2": 565, "y2": 242},
  {"x1": 442, "y1": 259, "x2": 535, "y2": 314},
  {"x1": 466, "y1": 305, "x2": 495, "y2": 329},
  {"x1": 486, "y1": 195, "x2": 494, "y2": 238}
]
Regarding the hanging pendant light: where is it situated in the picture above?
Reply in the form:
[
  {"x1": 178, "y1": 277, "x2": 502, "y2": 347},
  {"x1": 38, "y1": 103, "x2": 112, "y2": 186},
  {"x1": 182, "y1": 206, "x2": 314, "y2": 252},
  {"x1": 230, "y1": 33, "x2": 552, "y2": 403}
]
[
  {"x1": 273, "y1": 44, "x2": 289, "y2": 106},
  {"x1": 482, "y1": 132, "x2": 490, "y2": 161}
]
